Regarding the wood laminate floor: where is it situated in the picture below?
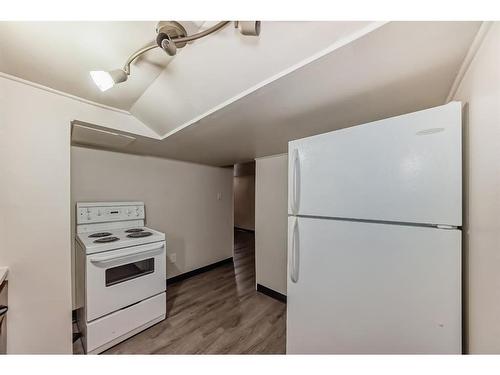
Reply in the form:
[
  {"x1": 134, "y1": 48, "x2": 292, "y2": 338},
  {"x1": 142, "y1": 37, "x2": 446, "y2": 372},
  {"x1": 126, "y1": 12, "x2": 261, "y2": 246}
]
[{"x1": 75, "y1": 229, "x2": 286, "y2": 354}]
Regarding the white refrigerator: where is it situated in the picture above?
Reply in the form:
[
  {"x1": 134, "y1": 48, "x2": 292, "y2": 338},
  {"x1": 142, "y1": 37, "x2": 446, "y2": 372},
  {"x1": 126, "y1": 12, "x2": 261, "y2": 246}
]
[{"x1": 287, "y1": 102, "x2": 462, "y2": 354}]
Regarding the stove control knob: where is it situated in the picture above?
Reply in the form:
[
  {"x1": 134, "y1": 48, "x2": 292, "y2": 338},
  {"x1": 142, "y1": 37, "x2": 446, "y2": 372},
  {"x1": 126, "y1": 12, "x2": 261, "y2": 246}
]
[
  {"x1": 135, "y1": 207, "x2": 140, "y2": 216},
  {"x1": 97, "y1": 210, "x2": 101, "y2": 216}
]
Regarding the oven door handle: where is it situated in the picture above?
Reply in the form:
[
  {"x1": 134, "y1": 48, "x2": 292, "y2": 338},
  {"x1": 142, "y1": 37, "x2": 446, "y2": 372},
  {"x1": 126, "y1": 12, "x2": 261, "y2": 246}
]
[{"x1": 90, "y1": 243, "x2": 164, "y2": 267}]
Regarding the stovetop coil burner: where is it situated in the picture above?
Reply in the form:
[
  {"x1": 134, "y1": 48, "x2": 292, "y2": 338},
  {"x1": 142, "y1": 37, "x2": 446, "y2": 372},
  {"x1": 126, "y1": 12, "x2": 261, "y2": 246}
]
[
  {"x1": 125, "y1": 228, "x2": 145, "y2": 233},
  {"x1": 127, "y1": 232, "x2": 153, "y2": 238},
  {"x1": 89, "y1": 232, "x2": 113, "y2": 238},
  {"x1": 93, "y1": 236, "x2": 120, "y2": 243}
]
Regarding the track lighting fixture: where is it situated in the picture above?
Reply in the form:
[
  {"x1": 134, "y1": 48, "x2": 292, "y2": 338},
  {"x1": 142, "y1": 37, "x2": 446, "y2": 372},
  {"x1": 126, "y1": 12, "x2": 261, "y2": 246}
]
[
  {"x1": 90, "y1": 21, "x2": 261, "y2": 92},
  {"x1": 157, "y1": 34, "x2": 177, "y2": 56},
  {"x1": 235, "y1": 21, "x2": 261, "y2": 36}
]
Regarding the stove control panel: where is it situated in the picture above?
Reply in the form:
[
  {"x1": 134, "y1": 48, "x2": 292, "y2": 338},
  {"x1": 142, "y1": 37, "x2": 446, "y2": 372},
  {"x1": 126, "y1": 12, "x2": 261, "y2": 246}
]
[{"x1": 76, "y1": 202, "x2": 145, "y2": 224}]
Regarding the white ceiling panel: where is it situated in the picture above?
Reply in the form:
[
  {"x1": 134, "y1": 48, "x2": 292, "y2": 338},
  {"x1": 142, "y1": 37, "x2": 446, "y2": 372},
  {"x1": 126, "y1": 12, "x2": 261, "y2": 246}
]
[
  {"x1": 0, "y1": 21, "x2": 179, "y2": 110},
  {"x1": 0, "y1": 21, "x2": 481, "y2": 166},
  {"x1": 72, "y1": 21, "x2": 481, "y2": 166},
  {"x1": 130, "y1": 21, "x2": 374, "y2": 136}
]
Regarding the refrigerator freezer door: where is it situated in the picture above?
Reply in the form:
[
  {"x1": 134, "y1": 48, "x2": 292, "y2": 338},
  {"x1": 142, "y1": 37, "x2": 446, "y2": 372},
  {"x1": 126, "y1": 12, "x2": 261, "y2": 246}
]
[
  {"x1": 286, "y1": 216, "x2": 461, "y2": 354},
  {"x1": 288, "y1": 102, "x2": 462, "y2": 226}
]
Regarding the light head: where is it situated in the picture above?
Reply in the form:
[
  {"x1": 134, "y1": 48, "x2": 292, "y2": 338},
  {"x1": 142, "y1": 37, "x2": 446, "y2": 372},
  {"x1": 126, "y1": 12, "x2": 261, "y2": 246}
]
[{"x1": 90, "y1": 69, "x2": 128, "y2": 92}]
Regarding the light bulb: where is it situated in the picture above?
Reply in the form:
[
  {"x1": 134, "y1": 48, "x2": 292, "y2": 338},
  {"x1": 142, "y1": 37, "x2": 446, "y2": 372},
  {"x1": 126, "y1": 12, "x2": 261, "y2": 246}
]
[
  {"x1": 90, "y1": 70, "x2": 115, "y2": 92},
  {"x1": 90, "y1": 69, "x2": 128, "y2": 92}
]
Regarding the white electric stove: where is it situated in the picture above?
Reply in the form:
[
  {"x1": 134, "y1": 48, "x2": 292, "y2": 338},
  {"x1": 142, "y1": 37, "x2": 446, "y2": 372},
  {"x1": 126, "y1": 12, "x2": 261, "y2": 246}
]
[{"x1": 75, "y1": 202, "x2": 166, "y2": 354}]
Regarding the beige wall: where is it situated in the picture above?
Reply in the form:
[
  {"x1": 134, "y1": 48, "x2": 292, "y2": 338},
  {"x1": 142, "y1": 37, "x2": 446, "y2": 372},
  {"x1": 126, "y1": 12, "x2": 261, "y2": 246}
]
[
  {"x1": 255, "y1": 154, "x2": 288, "y2": 295},
  {"x1": 0, "y1": 75, "x2": 149, "y2": 353},
  {"x1": 452, "y1": 22, "x2": 500, "y2": 353},
  {"x1": 71, "y1": 146, "x2": 234, "y2": 297}
]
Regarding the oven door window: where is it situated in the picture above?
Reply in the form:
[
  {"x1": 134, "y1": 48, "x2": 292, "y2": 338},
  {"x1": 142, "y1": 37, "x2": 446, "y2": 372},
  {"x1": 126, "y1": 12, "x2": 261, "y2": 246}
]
[{"x1": 105, "y1": 258, "x2": 155, "y2": 287}]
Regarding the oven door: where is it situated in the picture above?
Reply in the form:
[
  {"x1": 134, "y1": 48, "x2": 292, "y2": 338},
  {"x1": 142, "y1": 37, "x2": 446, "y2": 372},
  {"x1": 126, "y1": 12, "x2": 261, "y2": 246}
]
[{"x1": 86, "y1": 241, "x2": 166, "y2": 321}]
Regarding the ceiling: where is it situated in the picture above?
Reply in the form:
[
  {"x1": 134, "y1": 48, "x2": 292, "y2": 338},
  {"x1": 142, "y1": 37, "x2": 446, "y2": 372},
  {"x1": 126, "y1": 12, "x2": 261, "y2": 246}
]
[
  {"x1": 0, "y1": 21, "x2": 204, "y2": 110},
  {"x1": 129, "y1": 21, "x2": 374, "y2": 136},
  {"x1": 75, "y1": 21, "x2": 480, "y2": 166},
  {"x1": 0, "y1": 21, "x2": 482, "y2": 166}
]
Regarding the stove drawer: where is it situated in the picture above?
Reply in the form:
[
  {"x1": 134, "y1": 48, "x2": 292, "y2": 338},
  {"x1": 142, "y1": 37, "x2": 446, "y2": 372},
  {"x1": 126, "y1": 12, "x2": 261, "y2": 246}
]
[
  {"x1": 85, "y1": 292, "x2": 166, "y2": 354},
  {"x1": 86, "y1": 241, "x2": 166, "y2": 321}
]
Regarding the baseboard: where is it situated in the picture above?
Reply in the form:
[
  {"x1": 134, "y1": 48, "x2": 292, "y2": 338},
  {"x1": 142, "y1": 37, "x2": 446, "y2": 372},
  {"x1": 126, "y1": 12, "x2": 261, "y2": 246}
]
[
  {"x1": 167, "y1": 257, "x2": 234, "y2": 284},
  {"x1": 234, "y1": 227, "x2": 255, "y2": 233},
  {"x1": 256, "y1": 284, "x2": 287, "y2": 303}
]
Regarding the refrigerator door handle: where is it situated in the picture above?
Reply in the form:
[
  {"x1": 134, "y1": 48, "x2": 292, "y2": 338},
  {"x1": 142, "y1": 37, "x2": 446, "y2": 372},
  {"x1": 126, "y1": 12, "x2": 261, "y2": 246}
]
[
  {"x1": 291, "y1": 149, "x2": 301, "y2": 215},
  {"x1": 290, "y1": 217, "x2": 300, "y2": 283}
]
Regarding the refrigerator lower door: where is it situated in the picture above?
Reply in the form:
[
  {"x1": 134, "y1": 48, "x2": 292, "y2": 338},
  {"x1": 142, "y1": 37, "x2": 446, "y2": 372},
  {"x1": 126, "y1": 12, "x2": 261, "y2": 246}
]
[{"x1": 287, "y1": 216, "x2": 461, "y2": 354}]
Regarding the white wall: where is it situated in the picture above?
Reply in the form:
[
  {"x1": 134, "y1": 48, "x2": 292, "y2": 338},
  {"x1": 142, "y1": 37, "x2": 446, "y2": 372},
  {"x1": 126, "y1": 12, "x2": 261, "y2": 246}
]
[
  {"x1": 71, "y1": 146, "x2": 234, "y2": 288},
  {"x1": 255, "y1": 154, "x2": 288, "y2": 295},
  {"x1": 452, "y1": 23, "x2": 500, "y2": 353},
  {"x1": 0, "y1": 75, "x2": 155, "y2": 353}
]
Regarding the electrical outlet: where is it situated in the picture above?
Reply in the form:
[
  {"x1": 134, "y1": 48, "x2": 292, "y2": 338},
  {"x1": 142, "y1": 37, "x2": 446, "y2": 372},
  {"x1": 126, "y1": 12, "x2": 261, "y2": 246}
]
[
  {"x1": 168, "y1": 253, "x2": 177, "y2": 263},
  {"x1": 217, "y1": 192, "x2": 222, "y2": 200}
]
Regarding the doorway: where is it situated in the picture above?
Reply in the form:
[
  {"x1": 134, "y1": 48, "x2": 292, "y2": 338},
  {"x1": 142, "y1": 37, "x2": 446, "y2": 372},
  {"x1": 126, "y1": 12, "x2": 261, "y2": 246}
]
[{"x1": 233, "y1": 161, "x2": 255, "y2": 232}]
